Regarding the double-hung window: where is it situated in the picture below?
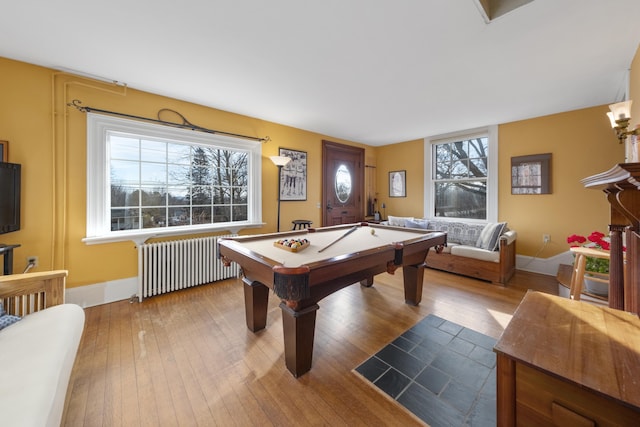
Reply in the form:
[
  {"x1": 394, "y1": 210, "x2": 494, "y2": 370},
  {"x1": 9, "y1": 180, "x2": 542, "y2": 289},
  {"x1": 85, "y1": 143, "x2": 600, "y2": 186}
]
[
  {"x1": 425, "y1": 126, "x2": 498, "y2": 222},
  {"x1": 85, "y1": 113, "x2": 263, "y2": 244}
]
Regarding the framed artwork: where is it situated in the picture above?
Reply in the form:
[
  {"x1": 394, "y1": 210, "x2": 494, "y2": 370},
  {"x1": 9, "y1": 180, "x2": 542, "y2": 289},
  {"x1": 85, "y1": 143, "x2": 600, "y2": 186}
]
[
  {"x1": 0, "y1": 140, "x2": 7, "y2": 162},
  {"x1": 279, "y1": 147, "x2": 307, "y2": 201},
  {"x1": 511, "y1": 153, "x2": 552, "y2": 194},
  {"x1": 389, "y1": 170, "x2": 406, "y2": 197}
]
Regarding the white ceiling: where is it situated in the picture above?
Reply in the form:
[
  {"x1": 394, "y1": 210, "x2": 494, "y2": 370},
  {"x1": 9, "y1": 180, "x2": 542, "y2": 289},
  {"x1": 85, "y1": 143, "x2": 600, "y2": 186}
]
[{"x1": 1, "y1": 0, "x2": 640, "y2": 146}]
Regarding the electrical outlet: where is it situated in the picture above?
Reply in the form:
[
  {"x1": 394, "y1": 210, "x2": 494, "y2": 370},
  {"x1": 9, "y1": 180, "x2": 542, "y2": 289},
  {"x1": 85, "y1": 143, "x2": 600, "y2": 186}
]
[
  {"x1": 543, "y1": 234, "x2": 550, "y2": 244},
  {"x1": 27, "y1": 256, "x2": 38, "y2": 268}
]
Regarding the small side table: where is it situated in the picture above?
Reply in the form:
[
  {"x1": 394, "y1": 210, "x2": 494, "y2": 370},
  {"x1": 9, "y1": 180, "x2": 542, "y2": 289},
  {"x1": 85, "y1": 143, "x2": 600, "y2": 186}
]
[
  {"x1": 0, "y1": 244, "x2": 20, "y2": 275},
  {"x1": 292, "y1": 220, "x2": 312, "y2": 230},
  {"x1": 569, "y1": 246, "x2": 611, "y2": 301}
]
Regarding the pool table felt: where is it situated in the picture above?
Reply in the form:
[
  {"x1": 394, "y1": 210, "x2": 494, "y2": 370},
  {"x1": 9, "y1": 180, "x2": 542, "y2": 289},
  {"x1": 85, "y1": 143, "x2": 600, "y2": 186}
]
[{"x1": 236, "y1": 225, "x2": 438, "y2": 267}]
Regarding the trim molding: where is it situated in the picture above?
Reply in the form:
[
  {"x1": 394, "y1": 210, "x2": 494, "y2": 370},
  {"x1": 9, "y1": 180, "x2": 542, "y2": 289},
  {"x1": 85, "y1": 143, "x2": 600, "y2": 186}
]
[
  {"x1": 516, "y1": 251, "x2": 574, "y2": 277},
  {"x1": 65, "y1": 277, "x2": 137, "y2": 308}
]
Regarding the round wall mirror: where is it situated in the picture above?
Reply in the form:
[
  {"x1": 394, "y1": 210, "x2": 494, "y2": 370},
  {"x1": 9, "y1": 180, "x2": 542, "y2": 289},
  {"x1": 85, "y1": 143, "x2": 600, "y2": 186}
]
[{"x1": 335, "y1": 164, "x2": 352, "y2": 203}]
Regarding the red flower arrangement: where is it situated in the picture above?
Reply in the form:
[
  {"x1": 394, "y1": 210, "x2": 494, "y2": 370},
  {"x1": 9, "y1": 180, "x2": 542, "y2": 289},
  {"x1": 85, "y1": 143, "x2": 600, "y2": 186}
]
[
  {"x1": 566, "y1": 231, "x2": 612, "y2": 273},
  {"x1": 567, "y1": 231, "x2": 610, "y2": 250}
]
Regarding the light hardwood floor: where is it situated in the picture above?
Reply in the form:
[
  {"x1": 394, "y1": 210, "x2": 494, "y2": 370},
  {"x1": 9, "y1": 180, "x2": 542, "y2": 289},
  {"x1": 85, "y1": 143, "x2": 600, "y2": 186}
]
[{"x1": 61, "y1": 268, "x2": 557, "y2": 426}]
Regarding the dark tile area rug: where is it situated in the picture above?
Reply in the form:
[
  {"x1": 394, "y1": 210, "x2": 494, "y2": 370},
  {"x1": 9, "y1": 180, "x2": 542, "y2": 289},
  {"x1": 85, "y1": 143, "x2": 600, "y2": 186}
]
[{"x1": 354, "y1": 314, "x2": 497, "y2": 427}]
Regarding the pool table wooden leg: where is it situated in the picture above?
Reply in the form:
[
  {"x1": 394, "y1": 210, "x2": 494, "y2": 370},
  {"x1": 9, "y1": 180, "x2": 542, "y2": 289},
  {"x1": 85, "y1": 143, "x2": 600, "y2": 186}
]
[
  {"x1": 402, "y1": 262, "x2": 426, "y2": 306},
  {"x1": 359, "y1": 276, "x2": 374, "y2": 287},
  {"x1": 279, "y1": 302, "x2": 319, "y2": 377},
  {"x1": 243, "y1": 277, "x2": 269, "y2": 332}
]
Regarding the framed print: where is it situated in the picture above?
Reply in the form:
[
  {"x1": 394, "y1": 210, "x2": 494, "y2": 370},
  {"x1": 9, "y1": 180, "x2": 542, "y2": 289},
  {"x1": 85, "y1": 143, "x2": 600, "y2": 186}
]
[
  {"x1": 279, "y1": 147, "x2": 307, "y2": 201},
  {"x1": 511, "y1": 153, "x2": 551, "y2": 194},
  {"x1": 0, "y1": 140, "x2": 7, "y2": 162},
  {"x1": 389, "y1": 170, "x2": 406, "y2": 197}
]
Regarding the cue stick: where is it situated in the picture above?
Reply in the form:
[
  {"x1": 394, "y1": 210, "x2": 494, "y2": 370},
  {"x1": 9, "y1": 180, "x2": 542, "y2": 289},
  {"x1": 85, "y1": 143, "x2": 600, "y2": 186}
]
[{"x1": 317, "y1": 225, "x2": 359, "y2": 253}]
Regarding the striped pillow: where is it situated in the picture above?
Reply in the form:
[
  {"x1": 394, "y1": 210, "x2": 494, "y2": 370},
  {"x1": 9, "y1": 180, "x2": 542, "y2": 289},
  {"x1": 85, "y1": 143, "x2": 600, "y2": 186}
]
[{"x1": 476, "y1": 222, "x2": 507, "y2": 251}]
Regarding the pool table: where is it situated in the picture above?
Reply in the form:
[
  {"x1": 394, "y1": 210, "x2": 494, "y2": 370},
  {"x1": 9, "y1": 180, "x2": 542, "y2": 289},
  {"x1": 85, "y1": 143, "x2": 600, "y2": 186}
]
[{"x1": 218, "y1": 222, "x2": 446, "y2": 377}]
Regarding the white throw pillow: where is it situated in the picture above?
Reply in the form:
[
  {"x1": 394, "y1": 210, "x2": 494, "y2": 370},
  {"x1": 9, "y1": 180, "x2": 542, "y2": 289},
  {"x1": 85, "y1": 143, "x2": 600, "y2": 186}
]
[{"x1": 388, "y1": 215, "x2": 414, "y2": 227}]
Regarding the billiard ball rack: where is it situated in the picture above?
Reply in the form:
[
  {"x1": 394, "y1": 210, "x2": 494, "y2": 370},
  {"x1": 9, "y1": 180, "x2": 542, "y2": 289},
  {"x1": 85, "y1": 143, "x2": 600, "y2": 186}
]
[{"x1": 273, "y1": 238, "x2": 310, "y2": 252}]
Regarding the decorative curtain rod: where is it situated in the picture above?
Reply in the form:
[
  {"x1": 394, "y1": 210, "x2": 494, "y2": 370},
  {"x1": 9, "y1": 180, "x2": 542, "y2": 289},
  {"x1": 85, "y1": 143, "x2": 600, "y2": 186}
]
[{"x1": 67, "y1": 99, "x2": 270, "y2": 143}]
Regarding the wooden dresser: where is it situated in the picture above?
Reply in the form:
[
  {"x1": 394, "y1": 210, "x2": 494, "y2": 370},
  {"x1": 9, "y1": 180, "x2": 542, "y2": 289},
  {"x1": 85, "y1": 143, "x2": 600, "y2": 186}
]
[{"x1": 494, "y1": 291, "x2": 640, "y2": 426}]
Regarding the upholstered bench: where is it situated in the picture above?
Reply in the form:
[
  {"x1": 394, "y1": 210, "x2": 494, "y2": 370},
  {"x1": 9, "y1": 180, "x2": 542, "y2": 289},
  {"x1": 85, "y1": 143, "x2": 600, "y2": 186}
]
[{"x1": 381, "y1": 216, "x2": 517, "y2": 284}]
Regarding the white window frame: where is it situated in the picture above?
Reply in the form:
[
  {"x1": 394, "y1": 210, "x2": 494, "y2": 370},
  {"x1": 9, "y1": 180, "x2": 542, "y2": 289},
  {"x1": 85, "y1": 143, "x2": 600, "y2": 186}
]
[
  {"x1": 424, "y1": 125, "x2": 498, "y2": 223},
  {"x1": 84, "y1": 113, "x2": 263, "y2": 245}
]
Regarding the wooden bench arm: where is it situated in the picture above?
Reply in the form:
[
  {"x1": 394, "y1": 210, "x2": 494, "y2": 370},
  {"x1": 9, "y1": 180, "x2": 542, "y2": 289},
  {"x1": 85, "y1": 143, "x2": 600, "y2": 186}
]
[{"x1": 0, "y1": 270, "x2": 68, "y2": 316}]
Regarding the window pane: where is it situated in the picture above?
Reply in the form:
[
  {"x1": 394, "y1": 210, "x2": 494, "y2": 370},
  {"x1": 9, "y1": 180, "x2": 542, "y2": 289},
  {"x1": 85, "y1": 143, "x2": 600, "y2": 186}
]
[
  {"x1": 224, "y1": 168, "x2": 236, "y2": 186},
  {"x1": 435, "y1": 145, "x2": 452, "y2": 179},
  {"x1": 111, "y1": 185, "x2": 139, "y2": 208},
  {"x1": 469, "y1": 158, "x2": 488, "y2": 178},
  {"x1": 214, "y1": 206, "x2": 231, "y2": 222},
  {"x1": 191, "y1": 185, "x2": 212, "y2": 204},
  {"x1": 192, "y1": 206, "x2": 212, "y2": 225},
  {"x1": 168, "y1": 186, "x2": 189, "y2": 205},
  {"x1": 111, "y1": 160, "x2": 139, "y2": 186},
  {"x1": 232, "y1": 205, "x2": 247, "y2": 221},
  {"x1": 168, "y1": 164, "x2": 190, "y2": 185},
  {"x1": 140, "y1": 162, "x2": 167, "y2": 186},
  {"x1": 141, "y1": 207, "x2": 166, "y2": 228},
  {"x1": 233, "y1": 187, "x2": 248, "y2": 204},
  {"x1": 140, "y1": 140, "x2": 167, "y2": 162},
  {"x1": 451, "y1": 160, "x2": 469, "y2": 178},
  {"x1": 167, "y1": 143, "x2": 191, "y2": 164},
  {"x1": 168, "y1": 207, "x2": 190, "y2": 227},
  {"x1": 110, "y1": 135, "x2": 139, "y2": 160},
  {"x1": 468, "y1": 138, "x2": 488, "y2": 157},
  {"x1": 434, "y1": 181, "x2": 486, "y2": 219},
  {"x1": 111, "y1": 208, "x2": 139, "y2": 231},
  {"x1": 213, "y1": 187, "x2": 231, "y2": 204},
  {"x1": 140, "y1": 187, "x2": 166, "y2": 206}
]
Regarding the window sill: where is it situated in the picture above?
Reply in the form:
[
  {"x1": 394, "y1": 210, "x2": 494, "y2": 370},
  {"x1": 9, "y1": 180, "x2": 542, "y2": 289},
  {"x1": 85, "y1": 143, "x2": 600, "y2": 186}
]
[{"x1": 83, "y1": 222, "x2": 266, "y2": 246}]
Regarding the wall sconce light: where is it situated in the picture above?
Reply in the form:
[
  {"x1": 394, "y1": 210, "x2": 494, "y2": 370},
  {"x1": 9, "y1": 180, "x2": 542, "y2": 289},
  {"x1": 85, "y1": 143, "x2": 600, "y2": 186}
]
[
  {"x1": 607, "y1": 100, "x2": 639, "y2": 144},
  {"x1": 270, "y1": 155, "x2": 292, "y2": 232}
]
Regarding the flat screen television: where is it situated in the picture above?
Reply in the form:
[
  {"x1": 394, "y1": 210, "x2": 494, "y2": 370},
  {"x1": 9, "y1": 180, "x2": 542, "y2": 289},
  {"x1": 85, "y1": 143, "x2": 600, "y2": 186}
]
[{"x1": 0, "y1": 162, "x2": 21, "y2": 234}]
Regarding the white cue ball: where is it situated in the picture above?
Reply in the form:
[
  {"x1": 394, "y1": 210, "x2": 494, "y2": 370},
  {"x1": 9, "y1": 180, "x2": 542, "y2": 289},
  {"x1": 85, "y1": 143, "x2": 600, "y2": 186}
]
[{"x1": 370, "y1": 228, "x2": 375, "y2": 235}]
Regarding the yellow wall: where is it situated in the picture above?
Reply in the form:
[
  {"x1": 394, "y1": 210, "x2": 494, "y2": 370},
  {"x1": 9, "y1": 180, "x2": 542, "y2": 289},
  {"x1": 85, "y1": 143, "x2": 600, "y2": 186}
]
[
  {"x1": 0, "y1": 57, "x2": 372, "y2": 288},
  {"x1": 499, "y1": 106, "x2": 623, "y2": 256},
  {"x1": 374, "y1": 139, "x2": 425, "y2": 219},
  {"x1": 377, "y1": 109, "x2": 624, "y2": 258}
]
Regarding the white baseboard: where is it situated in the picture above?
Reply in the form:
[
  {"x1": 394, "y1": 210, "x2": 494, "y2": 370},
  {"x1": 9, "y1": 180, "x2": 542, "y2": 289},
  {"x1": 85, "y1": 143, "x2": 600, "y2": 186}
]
[
  {"x1": 516, "y1": 250, "x2": 574, "y2": 277},
  {"x1": 65, "y1": 277, "x2": 137, "y2": 308}
]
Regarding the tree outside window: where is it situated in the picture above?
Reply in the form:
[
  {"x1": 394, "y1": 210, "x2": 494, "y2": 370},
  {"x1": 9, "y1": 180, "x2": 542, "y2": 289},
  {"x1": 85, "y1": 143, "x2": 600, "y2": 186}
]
[
  {"x1": 110, "y1": 136, "x2": 249, "y2": 232},
  {"x1": 432, "y1": 136, "x2": 488, "y2": 220}
]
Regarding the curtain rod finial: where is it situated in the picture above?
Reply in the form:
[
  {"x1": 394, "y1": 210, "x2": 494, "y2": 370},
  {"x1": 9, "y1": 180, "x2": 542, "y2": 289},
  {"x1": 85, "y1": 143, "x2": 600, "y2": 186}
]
[{"x1": 67, "y1": 99, "x2": 89, "y2": 112}]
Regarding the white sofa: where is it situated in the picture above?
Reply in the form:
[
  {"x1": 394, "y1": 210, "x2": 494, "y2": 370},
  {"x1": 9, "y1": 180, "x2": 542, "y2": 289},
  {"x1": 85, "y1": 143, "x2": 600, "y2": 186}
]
[
  {"x1": 382, "y1": 216, "x2": 517, "y2": 284},
  {"x1": 0, "y1": 271, "x2": 84, "y2": 427}
]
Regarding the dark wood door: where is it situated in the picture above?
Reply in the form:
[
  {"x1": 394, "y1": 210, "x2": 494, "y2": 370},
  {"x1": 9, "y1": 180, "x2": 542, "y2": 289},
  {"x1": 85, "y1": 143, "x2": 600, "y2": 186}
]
[{"x1": 322, "y1": 140, "x2": 364, "y2": 226}]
